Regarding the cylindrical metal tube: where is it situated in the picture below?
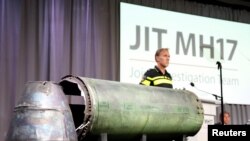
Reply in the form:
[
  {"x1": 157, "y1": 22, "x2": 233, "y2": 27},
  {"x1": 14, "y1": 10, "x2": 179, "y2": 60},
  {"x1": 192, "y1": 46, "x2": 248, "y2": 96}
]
[
  {"x1": 6, "y1": 81, "x2": 77, "y2": 141},
  {"x1": 60, "y1": 76, "x2": 204, "y2": 138}
]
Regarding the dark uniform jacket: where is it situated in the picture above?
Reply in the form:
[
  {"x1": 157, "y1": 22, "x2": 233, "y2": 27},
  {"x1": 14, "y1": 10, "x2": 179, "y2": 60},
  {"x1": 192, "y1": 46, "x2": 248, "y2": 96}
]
[
  {"x1": 139, "y1": 66, "x2": 184, "y2": 141},
  {"x1": 140, "y1": 66, "x2": 173, "y2": 88}
]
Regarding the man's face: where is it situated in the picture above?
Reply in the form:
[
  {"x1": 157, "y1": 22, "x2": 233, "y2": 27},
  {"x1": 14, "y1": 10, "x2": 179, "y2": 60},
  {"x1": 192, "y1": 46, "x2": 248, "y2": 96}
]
[
  {"x1": 156, "y1": 50, "x2": 170, "y2": 68},
  {"x1": 224, "y1": 113, "x2": 230, "y2": 125}
]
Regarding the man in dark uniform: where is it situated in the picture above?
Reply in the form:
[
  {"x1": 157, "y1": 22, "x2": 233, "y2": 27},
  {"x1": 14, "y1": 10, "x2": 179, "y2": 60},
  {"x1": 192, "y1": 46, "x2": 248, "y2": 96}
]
[
  {"x1": 140, "y1": 48, "x2": 185, "y2": 141},
  {"x1": 215, "y1": 111, "x2": 231, "y2": 125},
  {"x1": 140, "y1": 48, "x2": 173, "y2": 88}
]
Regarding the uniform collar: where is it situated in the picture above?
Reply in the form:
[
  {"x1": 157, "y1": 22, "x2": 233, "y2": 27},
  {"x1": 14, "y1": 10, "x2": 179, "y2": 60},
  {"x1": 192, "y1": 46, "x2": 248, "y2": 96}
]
[{"x1": 155, "y1": 66, "x2": 167, "y2": 75}]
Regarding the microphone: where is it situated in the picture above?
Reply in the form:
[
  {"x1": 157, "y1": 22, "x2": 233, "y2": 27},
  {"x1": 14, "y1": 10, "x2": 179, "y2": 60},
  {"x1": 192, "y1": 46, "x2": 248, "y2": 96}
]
[
  {"x1": 190, "y1": 82, "x2": 221, "y2": 100},
  {"x1": 190, "y1": 82, "x2": 195, "y2": 87},
  {"x1": 216, "y1": 61, "x2": 221, "y2": 69}
]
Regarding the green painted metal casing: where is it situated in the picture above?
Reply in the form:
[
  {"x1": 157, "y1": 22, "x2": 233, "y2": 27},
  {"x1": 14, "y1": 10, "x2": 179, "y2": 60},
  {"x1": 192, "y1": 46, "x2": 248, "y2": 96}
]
[{"x1": 61, "y1": 76, "x2": 204, "y2": 137}]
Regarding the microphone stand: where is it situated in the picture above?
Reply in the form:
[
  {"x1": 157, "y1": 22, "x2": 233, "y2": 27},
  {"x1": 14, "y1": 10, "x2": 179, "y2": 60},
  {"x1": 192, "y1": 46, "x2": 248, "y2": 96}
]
[
  {"x1": 190, "y1": 82, "x2": 221, "y2": 100},
  {"x1": 216, "y1": 61, "x2": 224, "y2": 125}
]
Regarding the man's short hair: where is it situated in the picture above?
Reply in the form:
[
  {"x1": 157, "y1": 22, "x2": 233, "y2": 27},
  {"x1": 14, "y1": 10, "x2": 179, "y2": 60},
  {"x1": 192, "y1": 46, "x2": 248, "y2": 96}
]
[
  {"x1": 220, "y1": 111, "x2": 230, "y2": 121},
  {"x1": 155, "y1": 48, "x2": 169, "y2": 61}
]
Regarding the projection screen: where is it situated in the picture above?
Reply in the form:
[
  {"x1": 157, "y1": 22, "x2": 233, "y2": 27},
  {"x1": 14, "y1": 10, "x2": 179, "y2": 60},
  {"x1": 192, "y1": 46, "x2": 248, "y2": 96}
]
[{"x1": 120, "y1": 2, "x2": 250, "y2": 105}]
